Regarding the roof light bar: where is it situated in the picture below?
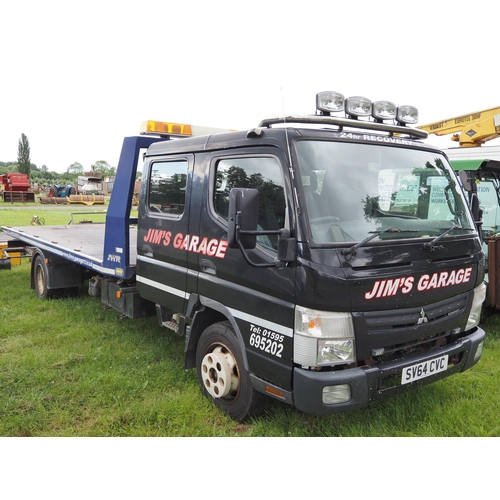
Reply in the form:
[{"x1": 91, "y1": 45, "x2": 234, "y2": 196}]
[
  {"x1": 140, "y1": 120, "x2": 193, "y2": 137},
  {"x1": 315, "y1": 91, "x2": 419, "y2": 126},
  {"x1": 140, "y1": 120, "x2": 236, "y2": 138}
]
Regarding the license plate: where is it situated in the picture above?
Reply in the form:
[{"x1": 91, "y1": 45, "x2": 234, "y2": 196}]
[{"x1": 401, "y1": 355, "x2": 449, "y2": 385}]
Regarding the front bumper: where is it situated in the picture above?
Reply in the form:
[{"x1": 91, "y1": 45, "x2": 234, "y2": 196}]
[{"x1": 292, "y1": 327, "x2": 486, "y2": 416}]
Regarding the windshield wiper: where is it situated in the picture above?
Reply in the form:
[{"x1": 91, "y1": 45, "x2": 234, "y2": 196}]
[
  {"x1": 374, "y1": 208, "x2": 419, "y2": 219},
  {"x1": 423, "y1": 223, "x2": 463, "y2": 251},
  {"x1": 342, "y1": 227, "x2": 412, "y2": 257}
]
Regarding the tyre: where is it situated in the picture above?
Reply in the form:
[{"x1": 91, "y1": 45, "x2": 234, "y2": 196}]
[
  {"x1": 196, "y1": 321, "x2": 266, "y2": 421},
  {"x1": 33, "y1": 255, "x2": 55, "y2": 299}
]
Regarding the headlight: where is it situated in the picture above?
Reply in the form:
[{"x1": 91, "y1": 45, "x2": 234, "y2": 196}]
[
  {"x1": 466, "y1": 282, "x2": 487, "y2": 330},
  {"x1": 294, "y1": 306, "x2": 355, "y2": 367}
]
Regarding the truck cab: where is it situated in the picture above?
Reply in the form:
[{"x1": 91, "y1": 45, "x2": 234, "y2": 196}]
[{"x1": 135, "y1": 92, "x2": 486, "y2": 419}]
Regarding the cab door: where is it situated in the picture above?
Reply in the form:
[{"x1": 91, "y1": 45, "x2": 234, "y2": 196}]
[
  {"x1": 136, "y1": 154, "x2": 194, "y2": 314},
  {"x1": 193, "y1": 148, "x2": 296, "y2": 390}
]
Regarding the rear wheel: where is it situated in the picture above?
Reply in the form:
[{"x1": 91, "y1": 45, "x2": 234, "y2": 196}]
[
  {"x1": 33, "y1": 255, "x2": 55, "y2": 299},
  {"x1": 196, "y1": 321, "x2": 266, "y2": 421}
]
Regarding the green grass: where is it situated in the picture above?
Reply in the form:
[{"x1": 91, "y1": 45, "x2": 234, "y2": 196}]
[
  {"x1": 0, "y1": 201, "x2": 135, "y2": 227},
  {"x1": 0, "y1": 209, "x2": 108, "y2": 227},
  {"x1": 1, "y1": 259, "x2": 500, "y2": 437}
]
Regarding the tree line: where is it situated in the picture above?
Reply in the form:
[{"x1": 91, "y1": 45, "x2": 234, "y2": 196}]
[{"x1": 1, "y1": 133, "x2": 116, "y2": 187}]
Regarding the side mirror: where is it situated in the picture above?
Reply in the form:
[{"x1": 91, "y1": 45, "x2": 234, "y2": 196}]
[
  {"x1": 228, "y1": 187, "x2": 296, "y2": 268},
  {"x1": 459, "y1": 170, "x2": 472, "y2": 192},
  {"x1": 228, "y1": 188, "x2": 259, "y2": 249},
  {"x1": 470, "y1": 192, "x2": 480, "y2": 221}
]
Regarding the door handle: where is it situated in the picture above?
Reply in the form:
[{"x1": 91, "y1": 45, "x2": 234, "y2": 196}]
[
  {"x1": 200, "y1": 259, "x2": 217, "y2": 275},
  {"x1": 141, "y1": 244, "x2": 154, "y2": 258}
]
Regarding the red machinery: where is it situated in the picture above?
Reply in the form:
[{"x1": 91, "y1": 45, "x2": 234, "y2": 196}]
[{"x1": 0, "y1": 172, "x2": 35, "y2": 202}]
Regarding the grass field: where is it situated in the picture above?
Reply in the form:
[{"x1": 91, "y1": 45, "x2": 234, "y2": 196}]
[{"x1": 1, "y1": 205, "x2": 500, "y2": 437}]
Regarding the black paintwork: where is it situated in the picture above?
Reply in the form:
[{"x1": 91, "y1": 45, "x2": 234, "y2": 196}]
[{"x1": 135, "y1": 125, "x2": 485, "y2": 414}]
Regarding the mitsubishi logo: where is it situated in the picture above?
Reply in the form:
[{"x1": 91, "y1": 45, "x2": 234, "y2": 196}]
[{"x1": 417, "y1": 308, "x2": 429, "y2": 325}]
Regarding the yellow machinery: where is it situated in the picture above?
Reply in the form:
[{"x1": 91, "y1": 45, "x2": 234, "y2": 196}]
[
  {"x1": 0, "y1": 241, "x2": 26, "y2": 270},
  {"x1": 419, "y1": 106, "x2": 500, "y2": 147},
  {"x1": 39, "y1": 194, "x2": 106, "y2": 205}
]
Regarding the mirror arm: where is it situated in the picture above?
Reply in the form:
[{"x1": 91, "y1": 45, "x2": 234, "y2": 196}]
[
  {"x1": 235, "y1": 222, "x2": 276, "y2": 268},
  {"x1": 234, "y1": 213, "x2": 296, "y2": 267}
]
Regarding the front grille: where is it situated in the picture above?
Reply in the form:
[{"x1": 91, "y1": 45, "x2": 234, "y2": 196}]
[
  {"x1": 374, "y1": 329, "x2": 452, "y2": 359},
  {"x1": 363, "y1": 296, "x2": 467, "y2": 331},
  {"x1": 353, "y1": 292, "x2": 470, "y2": 362}
]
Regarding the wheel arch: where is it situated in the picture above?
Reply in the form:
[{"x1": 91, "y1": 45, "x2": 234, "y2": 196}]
[
  {"x1": 184, "y1": 295, "x2": 249, "y2": 371},
  {"x1": 30, "y1": 247, "x2": 84, "y2": 294}
]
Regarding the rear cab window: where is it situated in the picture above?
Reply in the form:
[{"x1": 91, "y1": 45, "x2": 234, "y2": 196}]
[{"x1": 148, "y1": 159, "x2": 188, "y2": 216}]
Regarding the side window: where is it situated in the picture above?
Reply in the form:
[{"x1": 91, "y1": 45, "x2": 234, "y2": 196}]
[
  {"x1": 148, "y1": 160, "x2": 188, "y2": 216},
  {"x1": 214, "y1": 156, "x2": 286, "y2": 250}
]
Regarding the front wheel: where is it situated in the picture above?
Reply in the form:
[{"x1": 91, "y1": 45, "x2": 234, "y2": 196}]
[{"x1": 196, "y1": 321, "x2": 266, "y2": 421}]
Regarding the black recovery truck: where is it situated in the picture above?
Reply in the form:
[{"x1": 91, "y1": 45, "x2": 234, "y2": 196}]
[{"x1": 2, "y1": 91, "x2": 487, "y2": 421}]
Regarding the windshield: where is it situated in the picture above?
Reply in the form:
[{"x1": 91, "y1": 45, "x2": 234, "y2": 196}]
[{"x1": 295, "y1": 140, "x2": 476, "y2": 244}]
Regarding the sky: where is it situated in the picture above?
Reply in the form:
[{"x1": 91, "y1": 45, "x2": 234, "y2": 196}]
[{"x1": 1, "y1": 0, "x2": 500, "y2": 173}]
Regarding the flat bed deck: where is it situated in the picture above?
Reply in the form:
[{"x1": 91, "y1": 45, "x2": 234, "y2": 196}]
[{"x1": 1, "y1": 224, "x2": 138, "y2": 275}]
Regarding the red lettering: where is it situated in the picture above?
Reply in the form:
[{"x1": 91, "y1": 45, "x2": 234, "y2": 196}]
[
  {"x1": 198, "y1": 237, "x2": 208, "y2": 254},
  {"x1": 383, "y1": 279, "x2": 400, "y2": 297},
  {"x1": 152, "y1": 230, "x2": 164, "y2": 245},
  {"x1": 418, "y1": 275, "x2": 429, "y2": 291},
  {"x1": 364, "y1": 267, "x2": 473, "y2": 301},
  {"x1": 188, "y1": 235, "x2": 200, "y2": 252},
  {"x1": 402, "y1": 277, "x2": 414, "y2": 293},
  {"x1": 376, "y1": 281, "x2": 386, "y2": 298},
  {"x1": 446, "y1": 270, "x2": 456, "y2": 286},
  {"x1": 464, "y1": 267, "x2": 472, "y2": 282},
  {"x1": 365, "y1": 281, "x2": 380, "y2": 300},
  {"x1": 437, "y1": 272, "x2": 448, "y2": 288},
  {"x1": 427, "y1": 273, "x2": 439, "y2": 289},
  {"x1": 207, "y1": 239, "x2": 219, "y2": 256},
  {"x1": 145, "y1": 230, "x2": 240, "y2": 260},
  {"x1": 163, "y1": 231, "x2": 171, "y2": 246},
  {"x1": 215, "y1": 240, "x2": 228, "y2": 258},
  {"x1": 173, "y1": 233, "x2": 184, "y2": 248},
  {"x1": 144, "y1": 228, "x2": 153, "y2": 243}
]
